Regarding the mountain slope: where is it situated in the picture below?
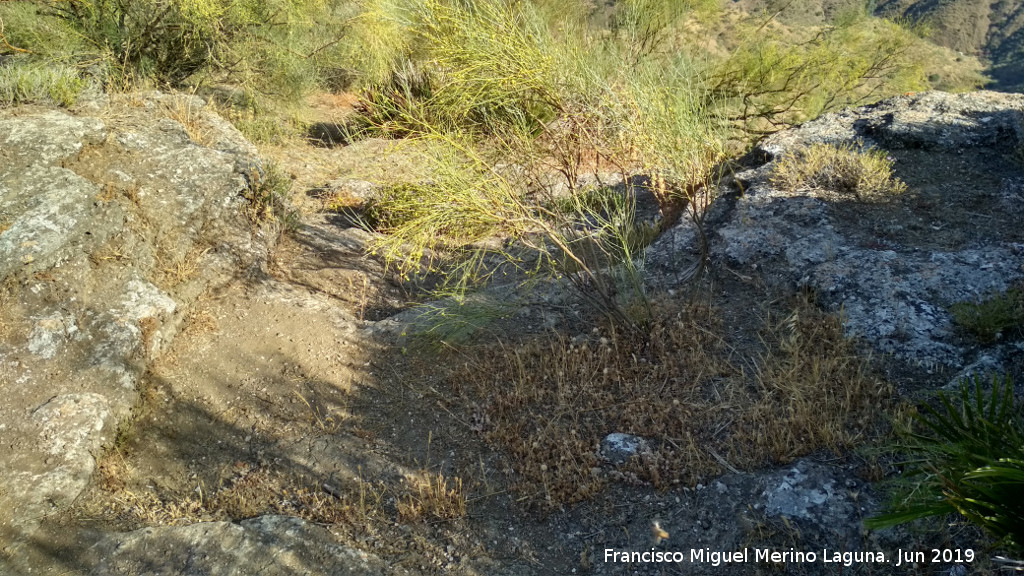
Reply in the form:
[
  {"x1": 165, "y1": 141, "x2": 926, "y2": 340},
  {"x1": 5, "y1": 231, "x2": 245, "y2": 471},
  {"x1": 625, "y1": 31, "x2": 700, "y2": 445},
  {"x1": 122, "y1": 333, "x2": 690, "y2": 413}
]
[
  {"x1": 733, "y1": 0, "x2": 1024, "y2": 91},
  {"x1": 876, "y1": 0, "x2": 1024, "y2": 90}
]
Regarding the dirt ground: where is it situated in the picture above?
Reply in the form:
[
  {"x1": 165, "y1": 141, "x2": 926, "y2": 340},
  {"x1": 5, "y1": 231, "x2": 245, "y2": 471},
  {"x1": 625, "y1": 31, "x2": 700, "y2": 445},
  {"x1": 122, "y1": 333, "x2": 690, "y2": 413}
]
[{"x1": 54, "y1": 244, "x2": 988, "y2": 576}]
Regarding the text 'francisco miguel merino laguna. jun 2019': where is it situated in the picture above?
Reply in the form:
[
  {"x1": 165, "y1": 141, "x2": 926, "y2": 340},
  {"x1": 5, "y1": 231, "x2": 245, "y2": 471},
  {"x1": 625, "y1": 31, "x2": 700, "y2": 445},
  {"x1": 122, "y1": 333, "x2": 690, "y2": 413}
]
[{"x1": 604, "y1": 547, "x2": 977, "y2": 568}]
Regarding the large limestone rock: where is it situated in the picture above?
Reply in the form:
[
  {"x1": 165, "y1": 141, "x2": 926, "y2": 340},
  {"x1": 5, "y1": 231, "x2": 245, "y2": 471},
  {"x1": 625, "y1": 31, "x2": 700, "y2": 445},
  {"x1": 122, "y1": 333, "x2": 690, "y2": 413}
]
[{"x1": 0, "y1": 94, "x2": 274, "y2": 553}]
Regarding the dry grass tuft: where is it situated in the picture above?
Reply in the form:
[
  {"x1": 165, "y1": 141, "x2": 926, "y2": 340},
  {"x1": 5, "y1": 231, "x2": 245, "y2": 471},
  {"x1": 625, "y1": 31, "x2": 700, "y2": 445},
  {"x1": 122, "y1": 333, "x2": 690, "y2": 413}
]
[
  {"x1": 345, "y1": 274, "x2": 372, "y2": 322},
  {"x1": 154, "y1": 244, "x2": 210, "y2": 288},
  {"x1": 94, "y1": 449, "x2": 133, "y2": 494},
  {"x1": 771, "y1": 142, "x2": 907, "y2": 200},
  {"x1": 397, "y1": 471, "x2": 467, "y2": 522},
  {"x1": 294, "y1": 391, "x2": 345, "y2": 435},
  {"x1": 162, "y1": 95, "x2": 217, "y2": 147},
  {"x1": 0, "y1": 289, "x2": 13, "y2": 340},
  {"x1": 451, "y1": 299, "x2": 735, "y2": 506},
  {"x1": 181, "y1": 309, "x2": 219, "y2": 337},
  {"x1": 729, "y1": 299, "x2": 895, "y2": 463},
  {"x1": 138, "y1": 316, "x2": 159, "y2": 359},
  {"x1": 450, "y1": 295, "x2": 894, "y2": 508},
  {"x1": 89, "y1": 241, "x2": 129, "y2": 266},
  {"x1": 76, "y1": 455, "x2": 472, "y2": 567},
  {"x1": 96, "y1": 182, "x2": 142, "y2": 206},
  {"x1": 83, "y1": 449, "x2": 466, "y2": 531},
  {"x1": 79, "y1": 464, "x2": 390, "y2": 528}
]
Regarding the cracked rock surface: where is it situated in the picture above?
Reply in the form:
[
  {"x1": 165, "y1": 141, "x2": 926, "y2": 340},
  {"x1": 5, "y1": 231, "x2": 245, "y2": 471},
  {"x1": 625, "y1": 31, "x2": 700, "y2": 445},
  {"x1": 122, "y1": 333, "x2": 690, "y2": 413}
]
[{"x1": 652, "y1": 91, "x2": 1024, "y2": 369}]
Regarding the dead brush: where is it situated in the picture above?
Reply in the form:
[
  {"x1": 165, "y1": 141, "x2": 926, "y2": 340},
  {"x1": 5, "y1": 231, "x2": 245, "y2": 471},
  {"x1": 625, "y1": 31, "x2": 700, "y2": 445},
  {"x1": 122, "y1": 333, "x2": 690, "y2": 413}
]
[
  {"x1": 449, "y1": 295, "x2": 895, "y2": 508},
  {"x1": 77, "y1": 465, "x2": 390, "y2": 528},
  {"x1": 0, "y1": 290, "x2": 12, "y2": 340},
  {"x1": 96, "y1": 182, "x2": 142, "y2": 206},
  {"x1": 743, "y1": 513, "x2": 804, "y2": 553},
  {"x1": 138, "y1": 316, "x2": 159, "y2": 359},
  {"x1": 397, "y1": 471, "x2": 467, "y2": 522},
  {"x1": 154, "y1": 244, "x2": 210, "y2": 288},
  {"x1": 89, "y1": 240, "x2": 129, "y2": 266},
  {"x1": 728, "y1": 298, "x2": 895, "y2": 465},
  {"x1": 94, "y1": 448, "x2": 134, "y2": 494},
  {"x1": 113, "y1": 467, "x2": 464, "y2": 563},
  {"x1": 346, "y1": 274, "x2": 371, "y2": 322},
  {"x1": 181, "y1": 308, "x2": 218, "y2": 337},
  {"x1": 187, "y1": 467, "x2": 391, "y2": 525},
  {"x1": 450, "y1": 299, "x2": 733, "y2": 506}
]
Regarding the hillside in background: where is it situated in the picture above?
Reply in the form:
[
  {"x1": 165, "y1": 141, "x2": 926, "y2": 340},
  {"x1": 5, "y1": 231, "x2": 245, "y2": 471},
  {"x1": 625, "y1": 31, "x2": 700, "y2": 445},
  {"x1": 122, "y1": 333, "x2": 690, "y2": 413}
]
[
  {"x1": 877, "y1": 0, "x2": 1024, "y2": 90},
  {"x1": 735, "y1": 0, "x2": 1024, "y2": 91}
]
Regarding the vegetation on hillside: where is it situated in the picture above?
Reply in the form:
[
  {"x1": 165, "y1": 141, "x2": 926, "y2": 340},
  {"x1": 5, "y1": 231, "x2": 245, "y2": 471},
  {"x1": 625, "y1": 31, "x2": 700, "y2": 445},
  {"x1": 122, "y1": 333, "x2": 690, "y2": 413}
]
[
  {"x1": 951, "y1": 285, "x2": 1024, "y2": 344},
  {"x1": 0, "y1": 0, "x2": 355, "y2": 121},
  {"x1": 770, "y1": 141, "x2": 907, "y2": 200},
  {"x1": 450, "y1": 296, "x2": 894, "y2": 506},
  {"x1": 734, "y1": 0, "x2": 992, "y2": 89},
  {"x1": 334, "y1": 0, "x2": 953, "y2": 331},
  {"x1": 876, "y1": 0, "x2": 1024, "y2": 90},
  {"x1": 0, "y1": 0, "x2": 980, "y2": 329}
]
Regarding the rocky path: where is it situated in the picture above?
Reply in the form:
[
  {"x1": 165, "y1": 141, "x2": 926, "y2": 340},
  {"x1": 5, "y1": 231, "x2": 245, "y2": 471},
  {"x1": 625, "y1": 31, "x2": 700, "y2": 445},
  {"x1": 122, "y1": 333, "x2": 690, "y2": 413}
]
[
  {"x1": 3, "y1": 90, "x2": 1024, "y2": 575},
  {"x1": 22, "y1": 214, "x2": 567, "y2": 576}
]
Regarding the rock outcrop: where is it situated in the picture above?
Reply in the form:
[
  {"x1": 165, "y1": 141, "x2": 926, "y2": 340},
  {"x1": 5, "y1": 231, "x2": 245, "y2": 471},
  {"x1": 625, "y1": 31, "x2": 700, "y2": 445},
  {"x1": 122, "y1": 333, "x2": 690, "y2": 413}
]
[
  {"x1": 87, "y1": 516, "x2": 387, "y2": 576},
  {"x1": 0, "y1": 93, "x2": 274, "y2": 556},
  {"x1": 654, "y1": 91, "x2": 1024, "y2": 375}
]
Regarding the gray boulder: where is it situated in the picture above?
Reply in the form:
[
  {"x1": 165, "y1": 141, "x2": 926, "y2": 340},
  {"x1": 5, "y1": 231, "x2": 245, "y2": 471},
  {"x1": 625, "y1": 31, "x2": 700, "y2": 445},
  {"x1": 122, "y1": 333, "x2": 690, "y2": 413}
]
[
  {"x1": 0, "y1": 93, "x2": 274, "y2": 551},
  {"x1": 599, "y1": 432, "x2": 651, "y2": 466}
]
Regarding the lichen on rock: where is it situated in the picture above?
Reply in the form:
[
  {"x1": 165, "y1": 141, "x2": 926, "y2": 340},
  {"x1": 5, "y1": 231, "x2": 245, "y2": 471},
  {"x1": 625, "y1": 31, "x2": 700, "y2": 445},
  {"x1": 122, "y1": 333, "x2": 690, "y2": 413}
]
[{"x1": 0, "y1": 93, "x2": 275, "y2": 558}]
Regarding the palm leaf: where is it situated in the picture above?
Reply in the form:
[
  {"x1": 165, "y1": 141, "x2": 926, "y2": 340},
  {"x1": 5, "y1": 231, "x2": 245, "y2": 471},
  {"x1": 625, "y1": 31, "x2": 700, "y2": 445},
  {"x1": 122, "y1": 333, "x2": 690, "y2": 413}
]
[{"x1": 868, "y1": 374, "x2": 1024, "y2": 557}]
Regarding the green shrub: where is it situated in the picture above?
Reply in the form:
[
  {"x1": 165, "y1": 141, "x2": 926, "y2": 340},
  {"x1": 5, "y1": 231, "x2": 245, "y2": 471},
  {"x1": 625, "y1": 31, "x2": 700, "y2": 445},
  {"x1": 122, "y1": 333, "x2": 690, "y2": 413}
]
[
  {"x1": 770, "y1": 142, "x2": 907, "y2": 199},
  {"x1": 363, "y1": 137, "x2": 530, "y2": 276},
  {"x1": 0, "y1": 0, "x2": 350, "y2": 97},
  {"x1": 364, "y1": 180, "x2": 508, "y2": 242},
  {"x1": 342, "y1": 0, "x2": 726, "y2": 331},
  {"x1": 710, "y1": 13, "x2": 928, "y2": 134},
  {"x1": 867, "y1": 375, "x2": 1024, "y2": 556},
  {"x1": 230, "y1": 114, "x2": 305, "y2": 146},
  {"x1": 347, "y1": 0, "x2": 567, "y2": 138},
  {"x1": 342, "y1": 0, "x2": 929, "y2": 333},
  {"x1": 403, "y1": 294, "x2": 516, "y2": 350},
  {"x1": 363, "y1": 132, "x2": 662, "y2": 331},
  {"x1": 0, "y1": 59, "x2": 86, "y2": 107},
  {"x1": 951, "y1": 287, "x2": 1024, "y2": 344},
  {"x1": 339, "y1": 0, "x2": 425, "y2": 89},
  {"x1": 349, "y1": 61, "x2": 437, "y2": 139}
]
